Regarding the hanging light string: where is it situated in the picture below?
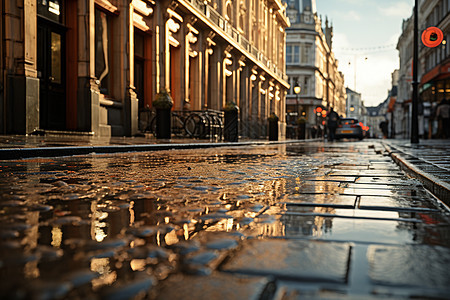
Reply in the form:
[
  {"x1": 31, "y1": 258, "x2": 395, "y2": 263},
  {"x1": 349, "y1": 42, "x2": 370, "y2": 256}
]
[{"x1": 335, "y1": 44, "x2": 397, "y2": 54}]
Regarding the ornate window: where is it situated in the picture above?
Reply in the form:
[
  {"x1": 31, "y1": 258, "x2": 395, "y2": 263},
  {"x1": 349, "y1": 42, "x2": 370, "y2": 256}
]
[
  {"x1": 95, "y1": 8, "x2": 113, "y2": 95},
  {"x1": 225, "y1": 0, "x2": 232, "y2": 22},
  {"x1": 238, "y1": 1, "x2": 246, "y2": 32}
]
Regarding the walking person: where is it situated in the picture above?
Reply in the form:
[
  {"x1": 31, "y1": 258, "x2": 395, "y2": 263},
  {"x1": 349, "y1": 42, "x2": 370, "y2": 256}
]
[
  {"x1": 379, "y1": 119, "x2": 389, "y2": 139},
  {"x1": 436, "y1": 99, "x2": 450, "y2": 138},
  {"x1": 327, "y1": 107, "x2": 339, "y2": 141}
]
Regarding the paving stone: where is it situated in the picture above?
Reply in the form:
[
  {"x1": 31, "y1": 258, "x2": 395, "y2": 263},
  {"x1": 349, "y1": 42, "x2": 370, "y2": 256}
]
[
  {"x1": 359, "y1": 195, "x2": 439, "y2": 211},
  {"x1": 368, "y1": 244, "x2": 450, "y2": 290},
  {"x1": 341, "y1": 183, "x2": 419, "y2": 190},
  {"x1": 273, "y1": 281, "x2": 352, "y2": 300},
  {"x1": 304, "y1": 176, "x2": 357, "y2": 183},
  {"x1": 355, "y1": 177, "x2": 418, "y2": 186},
  {"x1": 329, "y1": 170, "x2": 404, "y2": 177},
  {"x1": 341, "y1": 188, "x2": 427, "y2": 197},
  {"x1": 155, "y1": 273, "x2": 270, "y2": 300},
  {"x1": 222, "y1": 239, "x2": 351, "y2": 283},
  {"x1": 283, "y1": 194, "x2": 356, "y2": 209},
  {"x1": 279, "y1": 215, "x2": 425, "y2": 244}
]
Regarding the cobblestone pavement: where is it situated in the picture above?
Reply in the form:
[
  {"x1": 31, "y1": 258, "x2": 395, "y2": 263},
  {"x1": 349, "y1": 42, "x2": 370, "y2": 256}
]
[{"x1": 1, "y1": 141, "x2": 450, "y2": 299}]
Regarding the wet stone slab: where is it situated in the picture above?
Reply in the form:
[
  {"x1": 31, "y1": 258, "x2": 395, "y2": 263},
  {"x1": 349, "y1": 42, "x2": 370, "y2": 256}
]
[
  {"x1": 277, "y1": 215, "x2": 440, "y2": 245},
  {"x1": 221, "y1": 239, "x2": 351, "y2": 283},
  {"x1": 155, "y1": 273, "x2": 270, "y2": 300},
  {"x1": 358, "y1": 195, "x2": 441, "y2": 212},
  {"x1": 368, "y1": 244, "x2": 450, "y2": 293},
  {"x1": 283, "y1": 194, "x2": 356, "y2": 209},
  {"x1": 355, "y1": 177, "x2": 421, "y2": 186}
]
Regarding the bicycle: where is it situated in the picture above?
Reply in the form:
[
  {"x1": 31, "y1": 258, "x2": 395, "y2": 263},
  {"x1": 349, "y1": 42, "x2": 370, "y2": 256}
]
[{"x1": 184, "y1": 112, "x2": 208, "y2": 138}]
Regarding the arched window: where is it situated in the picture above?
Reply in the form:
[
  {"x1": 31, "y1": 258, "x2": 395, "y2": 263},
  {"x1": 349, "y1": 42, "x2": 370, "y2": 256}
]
[
  {"x1": 238, "y1": 1, "x2": 246, "y2": 32},
  {"x1": 225, "y1": 0, "x2": 232, "y2": 22}
]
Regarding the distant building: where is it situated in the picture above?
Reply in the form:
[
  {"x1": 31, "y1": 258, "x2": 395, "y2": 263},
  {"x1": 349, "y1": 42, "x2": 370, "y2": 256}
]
[
  {"x1": 284, "y1": 0, "x2": 346, "y2": 137},
  {"x1": 0, "y1": 0, "x2": 290, "y2": 139},
  {"x1": 365, "y1": 104, "x2": 384, "y2": 138},
  {"x1": 346, "y1": 88, "x2": 363, "y2": 120}
]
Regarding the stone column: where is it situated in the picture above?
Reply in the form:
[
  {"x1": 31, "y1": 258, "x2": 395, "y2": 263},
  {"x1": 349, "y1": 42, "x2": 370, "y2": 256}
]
[
  {"x1": 4, "y1": 0, "x2": 39, "y2": 134},
  {"x1": 77, "y1": 0, "x2": 100, "y2": 135}
]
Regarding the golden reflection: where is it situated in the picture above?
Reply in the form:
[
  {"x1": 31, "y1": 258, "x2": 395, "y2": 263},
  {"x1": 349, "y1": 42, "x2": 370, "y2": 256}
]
[
  {"x1": 164, "y1": 216, "x2": 170, "y2": 224},
  {"x1": 129, "y1": 201, "x2": 135, "y2": 226},
  {"x1": 24, "y1": 261, "x2": 39, "y2": 279},
  {"x1": 183, "y1": 223, "x2": 189, "y2": 240},
  {"x1": 224, "y1": 218, "x2": 234, "y2": 231},
  {"x1": 130, "y1": 259, "x2": 146, "y2": 271},
  {"x1": 91, "y1": 202, "x2": 108, "y2": 242},
  {"x1": 91, "y1": 258, "x2": 117, "y2": 289},
  {"x1": 157, "y1": 232, "x2": 161, "y2": 246},
  {"x1": 51, "y1": 226, "x2": 63, "y2": 248},
  {"x1": 164, "y1": 230, "x2": 179, "y2": 245}
]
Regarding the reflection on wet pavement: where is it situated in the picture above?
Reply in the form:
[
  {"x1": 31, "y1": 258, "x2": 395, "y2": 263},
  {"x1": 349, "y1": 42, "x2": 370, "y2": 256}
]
[{"x1": 1, "y1": 141, "x2": 450, "y2": 299}]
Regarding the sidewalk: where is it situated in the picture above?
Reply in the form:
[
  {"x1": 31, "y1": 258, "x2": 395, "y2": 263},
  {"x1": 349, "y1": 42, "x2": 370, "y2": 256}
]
[
  {"x1": 0, "y1": 134, "x2": 309, "y2": 160},
  {"x1": 382, "y1": 139, "x2": 450, "y2": 206}
]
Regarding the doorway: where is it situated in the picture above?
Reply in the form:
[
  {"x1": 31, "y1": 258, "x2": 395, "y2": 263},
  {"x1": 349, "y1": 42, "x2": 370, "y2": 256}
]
[{"x1": 37, "y1": 18, "x2": 66, "y2": 130}]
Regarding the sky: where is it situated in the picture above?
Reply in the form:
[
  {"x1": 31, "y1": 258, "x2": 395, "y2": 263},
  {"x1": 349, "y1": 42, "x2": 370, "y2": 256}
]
[{"x1": 316, "y1": 0, "x2": 415, "y2": 107}]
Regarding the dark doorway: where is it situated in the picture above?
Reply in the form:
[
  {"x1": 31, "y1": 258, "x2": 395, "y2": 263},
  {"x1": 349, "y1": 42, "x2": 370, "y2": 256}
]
[
  {"x1": 134, "y1": 31, "x2": 145, "y2": 110},
  {"x1": 37, "y1": 18, "x2": 66, "y2": 130}
]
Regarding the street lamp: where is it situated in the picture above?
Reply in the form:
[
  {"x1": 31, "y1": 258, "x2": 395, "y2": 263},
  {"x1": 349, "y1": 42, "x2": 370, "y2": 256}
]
[
  {"x1": 294, "y1": 83, "x2": 301, "y2": 117},
  {"x1": 349, "y1": 105, "x2": 355, "y2": 116}
]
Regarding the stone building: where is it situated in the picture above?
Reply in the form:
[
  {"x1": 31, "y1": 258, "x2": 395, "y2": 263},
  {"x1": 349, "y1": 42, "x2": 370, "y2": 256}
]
[
  {"x1": 397, "y1": 0, "x2": 449, "y2": 139},
  {"x1": 0, "y1": 0, "x2": 290, "y2": 139},
  {"x1": 284, "y1": 0, "x2": 346, "y2": 137},
  {"x1": 346, "y1": 88, "x2": 363, "y2": 120}
]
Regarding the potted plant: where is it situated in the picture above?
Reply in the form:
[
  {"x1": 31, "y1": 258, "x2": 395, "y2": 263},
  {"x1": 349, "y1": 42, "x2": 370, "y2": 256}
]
[
  {"x1": 268, "y1": 113, "x2": 279, "y2": 141},
  {"x1": 152, "y1": 89, "x2": 173, "y2": 139},
  {"x1": 152, "y1": 89, "x2": 173, "y2": 110},
  {"x1": 223, "y1": 102, "x2": 239, "y2": 142}
]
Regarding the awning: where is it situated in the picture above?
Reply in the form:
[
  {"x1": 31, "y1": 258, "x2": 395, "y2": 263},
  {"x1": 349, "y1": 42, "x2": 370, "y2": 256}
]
[
  {"x1": 420, "y1": 62, "x2": 450, "y2": 85},
  {"x1": 387, "y1": 97, "x2": 396, "y2": 112}
]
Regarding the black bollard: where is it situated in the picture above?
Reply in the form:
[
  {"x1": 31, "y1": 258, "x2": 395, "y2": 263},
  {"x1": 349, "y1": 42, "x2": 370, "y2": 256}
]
[
  {"x1": 152, "y1": 90, "x2": 173, "y2": 139},
  {"x1": 155, "y1": 108, "x2": 171, "y2": 139},
  {"x1": 268, "y1": 113, "x2": 279, "y2": 141},
  {"x1": 224, "y1": 109, "x2": 239, "y2": 142}
]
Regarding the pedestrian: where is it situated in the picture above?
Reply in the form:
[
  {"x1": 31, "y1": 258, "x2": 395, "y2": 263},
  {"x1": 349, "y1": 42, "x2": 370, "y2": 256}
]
[
  {"x1": 436, "y1": 98, "x2": 450, "y2": 138},
  {"x1": 379, "y1": 119, "x2": 389, "y2": 139},
  {"x1": 326, "y1": 107, "x2": 339, "y2": 141}
]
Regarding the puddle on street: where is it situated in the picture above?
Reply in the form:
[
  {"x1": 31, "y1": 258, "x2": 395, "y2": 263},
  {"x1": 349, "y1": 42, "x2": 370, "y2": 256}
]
[{"x1": 1, "y1": 142, "x2": 449, "y2": 298}]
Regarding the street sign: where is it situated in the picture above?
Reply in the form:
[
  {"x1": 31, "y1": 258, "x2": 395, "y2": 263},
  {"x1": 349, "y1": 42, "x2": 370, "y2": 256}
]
[{"x1": 421, "y1": 27, "x2": 444, "y2": 48}]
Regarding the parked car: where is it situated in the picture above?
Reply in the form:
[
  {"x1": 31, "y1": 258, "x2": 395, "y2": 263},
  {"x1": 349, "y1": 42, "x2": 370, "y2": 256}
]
[{"x1": 335, "y1": 118, "x2": 364, "y2": 140}]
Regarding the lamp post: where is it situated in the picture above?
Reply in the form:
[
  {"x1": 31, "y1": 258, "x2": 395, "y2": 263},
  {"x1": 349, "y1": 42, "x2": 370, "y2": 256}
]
[
  {"x1": 411, "y1": 0, "x2": 419, "y2": 143},
  {"x1": 294, "y1": 83, "x2": 301, "y2": 117}
]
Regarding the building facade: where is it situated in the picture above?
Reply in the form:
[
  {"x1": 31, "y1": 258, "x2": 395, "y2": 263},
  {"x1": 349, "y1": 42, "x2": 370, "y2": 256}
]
[
  {"x1": 284, "y1": 0, "x2": 346, "y2": 137},
  {"x1": 397, "y1": 0, "x2": 449, "y2": 139},
  {"x1": 345, "y1": 88, "x2": 363, "y2": 120},
  {"x1": 1, "y1": 0, "x2": 290, "y2": 139}
]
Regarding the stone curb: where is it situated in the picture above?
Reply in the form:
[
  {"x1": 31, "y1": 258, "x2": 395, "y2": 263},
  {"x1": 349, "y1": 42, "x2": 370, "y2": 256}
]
[
  {"x1": 0, "y1": 139, "x2": 319, "y2": 160},
  {"x1": 382, "y1": 142, "x2": 450, "y2": 207}
]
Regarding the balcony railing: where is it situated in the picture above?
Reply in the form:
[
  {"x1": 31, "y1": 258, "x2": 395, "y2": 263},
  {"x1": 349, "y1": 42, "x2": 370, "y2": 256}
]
[{"x1": 186, "y1": 0, "x2": 288, "y2": 82}]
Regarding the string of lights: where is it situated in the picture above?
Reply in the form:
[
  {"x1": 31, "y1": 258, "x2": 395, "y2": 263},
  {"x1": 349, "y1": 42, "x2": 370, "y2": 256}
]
[{"x1": 335, "y1": 44, "x2": 397, "y2": 54}]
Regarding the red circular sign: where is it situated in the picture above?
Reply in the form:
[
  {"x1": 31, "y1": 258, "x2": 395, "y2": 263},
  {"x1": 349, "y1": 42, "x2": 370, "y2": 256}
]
[{"x1": 422, "y1": 27, "x2": 444, "y2": 48}]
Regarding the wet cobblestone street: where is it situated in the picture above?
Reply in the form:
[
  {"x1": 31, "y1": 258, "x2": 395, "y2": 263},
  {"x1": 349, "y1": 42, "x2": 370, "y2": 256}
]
[{"x1": 1, "y1": 141, "x2": 450, "y2": 299}]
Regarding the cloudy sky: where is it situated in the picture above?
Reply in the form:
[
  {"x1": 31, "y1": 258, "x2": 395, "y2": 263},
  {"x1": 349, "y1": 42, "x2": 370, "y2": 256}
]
[{"x1": 316, "y1": 0, "x2": 415, "y2": 107}]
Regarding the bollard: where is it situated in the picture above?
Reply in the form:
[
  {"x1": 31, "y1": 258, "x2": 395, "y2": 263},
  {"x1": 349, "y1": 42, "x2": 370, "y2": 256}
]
[
  {"x1": 223, "y1": 102, "x2": 239, "y2": 142},
  {"x1": 152, "y1": 90, "x2": 173, "y2": 139},
  {"x1": 155, "y1": 108, "x2": 171, "y2": 139},
  {"x1": 268, "y1": 113, "x2": 279, "y2": 141},
  {"x1": 297, "y1": 117, "x2": 306, "y2": 139}
]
